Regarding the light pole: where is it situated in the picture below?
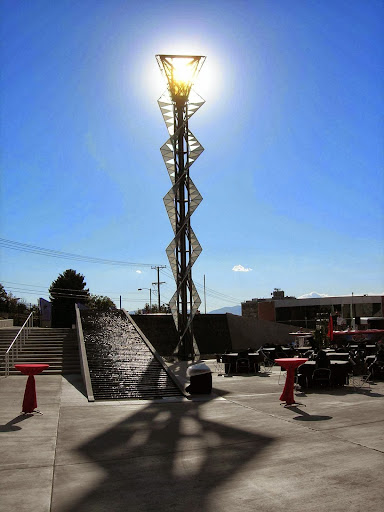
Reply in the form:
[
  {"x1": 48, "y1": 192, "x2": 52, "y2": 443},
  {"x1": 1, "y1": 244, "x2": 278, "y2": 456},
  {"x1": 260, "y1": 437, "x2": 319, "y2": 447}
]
[
  {"x1": 156, "y1": 54, "x2": 205, "y2": 361},
  {"x1": 138, "y1": 288, "x2": 152, "y2": 310}
]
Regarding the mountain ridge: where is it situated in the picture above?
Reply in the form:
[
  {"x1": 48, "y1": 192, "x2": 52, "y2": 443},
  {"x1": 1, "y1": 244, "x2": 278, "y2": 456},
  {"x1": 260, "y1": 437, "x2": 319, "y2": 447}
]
[{"x1": 207, "y1": 305, "x2": 241, "y2": 315}]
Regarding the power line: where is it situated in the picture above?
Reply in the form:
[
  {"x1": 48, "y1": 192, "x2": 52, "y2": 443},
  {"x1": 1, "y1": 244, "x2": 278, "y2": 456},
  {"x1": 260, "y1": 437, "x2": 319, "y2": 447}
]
[
  {"x1": 159, "y1": 269, "x2": 242, "y2": 305},
  {"x1": 4, "y1": 287, "x2": 148, "y2": 303},
  {"x1": 0, "y1": 282, "x2": 151, "y2": 303},
  {"x1": 0, "y1": 238, "x2": 164, "y2": 268},
  {"x1": 160, "y1": 269, "x2": 241, "y2": 303},
  {"x1": 0, "y1": 280, "x2": 144, "y2": 296}
]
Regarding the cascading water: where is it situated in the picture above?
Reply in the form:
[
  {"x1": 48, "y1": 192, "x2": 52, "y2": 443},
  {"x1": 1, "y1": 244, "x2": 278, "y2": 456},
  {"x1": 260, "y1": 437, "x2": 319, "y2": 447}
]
[{"x1": 81, "y1": 310, "x2": 183, "y2": 400}]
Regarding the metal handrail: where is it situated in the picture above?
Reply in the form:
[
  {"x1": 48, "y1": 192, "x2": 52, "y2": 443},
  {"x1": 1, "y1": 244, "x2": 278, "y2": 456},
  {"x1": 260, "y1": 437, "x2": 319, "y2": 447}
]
[{"x1": 4, "y1": 312, "x2": 34, "y2": 376}]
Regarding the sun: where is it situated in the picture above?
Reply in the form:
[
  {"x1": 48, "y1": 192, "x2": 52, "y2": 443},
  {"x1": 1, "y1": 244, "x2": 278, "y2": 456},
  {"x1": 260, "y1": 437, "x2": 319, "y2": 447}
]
[{"x1": 156, "y1": 55, "x2": 205, "y2": 102}]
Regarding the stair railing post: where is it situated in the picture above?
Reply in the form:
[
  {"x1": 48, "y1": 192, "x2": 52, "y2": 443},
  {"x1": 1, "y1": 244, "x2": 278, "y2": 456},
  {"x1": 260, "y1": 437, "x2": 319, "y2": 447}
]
[{"x1": 4, "y1": 312, "x2": 34, "y2": 376}]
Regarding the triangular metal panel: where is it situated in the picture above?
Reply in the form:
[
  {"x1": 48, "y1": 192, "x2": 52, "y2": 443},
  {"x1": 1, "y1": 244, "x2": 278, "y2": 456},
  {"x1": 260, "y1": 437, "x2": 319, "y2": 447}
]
[
  {"x1": 189, "y1": 227, "x2": 202, "y2": 267},
  {"x1": 165, "y1": 240, "x2": 178, "y2": 280},
  {"x1": 187, "y1": 90, "x2": 205, "y2": 120},
  {"x1": 163, "y1": 190, "x2": 177, "y2": 230},
  {"x1": 169, "y1": 291, "x2": 179, "y2": 330},
  {"x1": 188, "y1": 179, "x2": 202, "y2": 217}
]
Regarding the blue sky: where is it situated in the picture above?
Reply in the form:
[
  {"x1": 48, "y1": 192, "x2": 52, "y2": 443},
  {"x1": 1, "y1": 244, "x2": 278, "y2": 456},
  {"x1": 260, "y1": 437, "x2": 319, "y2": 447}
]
[{"x1": 1, "y1": 0, "x2": 383, "y2": 312}]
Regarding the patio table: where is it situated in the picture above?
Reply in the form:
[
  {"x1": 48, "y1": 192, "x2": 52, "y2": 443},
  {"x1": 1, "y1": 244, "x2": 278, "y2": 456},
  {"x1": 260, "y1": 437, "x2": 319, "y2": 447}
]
[
  {"x1": 326, "y1": 352, "x2": 350, "y2": 360},
  {"x1": 14, "y1": 364, "x2": 50, "y2": 413},
  {"x1": 298, "y1": 361, "x2": 350, "y2": 387},
  {"x1": 275, "y1": 358, "x2": 308, "y2": 406}
]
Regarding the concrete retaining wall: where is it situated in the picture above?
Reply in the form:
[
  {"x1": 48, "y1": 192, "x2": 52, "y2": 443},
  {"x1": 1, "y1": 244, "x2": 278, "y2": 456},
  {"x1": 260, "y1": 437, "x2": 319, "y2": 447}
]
[
  {"x1": 227, "y1": 314, "x2": 304, "y2": 350},
  {"x1": 130, "y1": 313, "x2": 306, "y2": 356},
  {"x1": 130, "y1": 314, "x2": 231, "y2": 356},
  {"x1": 0, "y1": 319, "x2": 14, "y2": 328}
]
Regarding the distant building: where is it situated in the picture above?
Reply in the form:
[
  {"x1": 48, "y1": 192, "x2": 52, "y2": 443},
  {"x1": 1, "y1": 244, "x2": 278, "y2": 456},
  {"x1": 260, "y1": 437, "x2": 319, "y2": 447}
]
[
  {"x1": 241, "y1": 290, "x2": 384, "y2": 329},
  {"x1": 39, "y1": 298, "x2": 52, "y2": 328}
]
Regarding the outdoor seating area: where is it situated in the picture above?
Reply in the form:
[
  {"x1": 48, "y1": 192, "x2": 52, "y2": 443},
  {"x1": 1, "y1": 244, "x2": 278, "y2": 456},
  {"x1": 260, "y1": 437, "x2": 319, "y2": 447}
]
[{"x1": 214, "y1": 341, "x2": 384, "y2": 393}]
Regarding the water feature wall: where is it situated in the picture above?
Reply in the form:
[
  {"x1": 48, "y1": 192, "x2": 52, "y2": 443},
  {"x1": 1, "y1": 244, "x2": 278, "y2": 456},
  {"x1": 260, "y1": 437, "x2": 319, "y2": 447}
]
[{"x1": 81, "y1": 310, "x2": 184, "y2": 400}]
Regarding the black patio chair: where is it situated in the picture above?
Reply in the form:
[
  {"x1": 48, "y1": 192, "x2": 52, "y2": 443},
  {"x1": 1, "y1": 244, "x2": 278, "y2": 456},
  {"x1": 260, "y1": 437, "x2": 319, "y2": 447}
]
[
  {"x1": 236, "y1": 357, "x2": 250, "y2": 374},
  {"x1": 312, "y1": 368, "x2": 331, "y2": 388}
]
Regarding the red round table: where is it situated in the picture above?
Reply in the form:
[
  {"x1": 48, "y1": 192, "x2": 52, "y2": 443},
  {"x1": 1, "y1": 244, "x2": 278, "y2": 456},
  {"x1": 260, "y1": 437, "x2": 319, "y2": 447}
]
[
  {"x1": 14, "y1": 364, "x2": 50, "y2": 413},
  {"x1": 275, "y1": 358, "x2": 308, "y2": 406}
]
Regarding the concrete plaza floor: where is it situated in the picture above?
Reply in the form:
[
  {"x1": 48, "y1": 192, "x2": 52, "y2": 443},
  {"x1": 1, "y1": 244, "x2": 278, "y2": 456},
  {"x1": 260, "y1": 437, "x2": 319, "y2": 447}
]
[{"x1": 1, "y1": 363, "x2": 383, "y2": 512}]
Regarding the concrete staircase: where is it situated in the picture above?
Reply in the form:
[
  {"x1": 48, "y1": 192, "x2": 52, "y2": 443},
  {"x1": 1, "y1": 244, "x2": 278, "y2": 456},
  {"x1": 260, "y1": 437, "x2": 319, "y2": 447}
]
[
  {"x1": 0, "y1": 328, "x2": 80, "y2": 375},
  {"x1": 82, "y1": 311, "x2": 184, "y2": 400}
]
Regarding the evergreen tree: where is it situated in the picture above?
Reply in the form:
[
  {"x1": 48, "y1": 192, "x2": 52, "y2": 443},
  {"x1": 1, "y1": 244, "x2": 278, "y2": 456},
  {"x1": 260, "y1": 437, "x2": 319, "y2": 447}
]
[
  {"x1": 49, "y1": 269, "x2": 89, "y2": 327},
  {"x1": 0, "y1": 283, "x2": 8, "y2": 313}
]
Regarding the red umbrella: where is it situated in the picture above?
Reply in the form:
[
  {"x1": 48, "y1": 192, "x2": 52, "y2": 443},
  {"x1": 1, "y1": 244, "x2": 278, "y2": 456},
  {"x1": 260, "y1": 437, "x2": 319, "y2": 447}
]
[{"x1": 327, "y1": 315, "x2": 334, "y2": 341}]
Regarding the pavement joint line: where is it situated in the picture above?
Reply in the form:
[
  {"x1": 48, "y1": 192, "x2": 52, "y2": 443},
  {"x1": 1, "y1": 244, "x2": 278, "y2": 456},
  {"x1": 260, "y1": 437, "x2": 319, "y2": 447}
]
[
  {"x1": 317, "y1": 418, "x2": 384, "y2": 431},
  {"x1": 0, "y1": 463, "x2": 56, "y2": 472},
  {"x1": 221, "y1": 392, "x2": 281, "y2": 398},
  {"x1": 49, "y1": 378, "x2": 63, "y2": 512},
  {"x1": 221, "y1": 397, "x2": 312, "y2": 425},
  {"x1": 53, "y1": 436, "x2": 273, "y2": 469},
  {"x1": 58, "y1": 396, "x2": 227, "y2": 407},
  {"x1": 320, "y1": 430, "x2": 384, "y2": 454},
  {"x1": 223, "y1": 397, "x2": 384, "y2": 454}
]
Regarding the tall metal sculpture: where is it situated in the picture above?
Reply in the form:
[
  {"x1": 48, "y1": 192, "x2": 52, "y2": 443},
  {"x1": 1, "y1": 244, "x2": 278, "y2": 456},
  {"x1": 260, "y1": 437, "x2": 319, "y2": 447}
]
[{"x1": 156, "y1": 54, "x2": 205, "y2": 360}]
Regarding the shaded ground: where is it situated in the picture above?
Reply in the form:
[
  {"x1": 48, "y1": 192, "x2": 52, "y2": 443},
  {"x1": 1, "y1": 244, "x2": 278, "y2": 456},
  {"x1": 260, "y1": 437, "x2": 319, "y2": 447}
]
[{"x1": 0, "y1": 365, "x2": 383, "y2": 511}]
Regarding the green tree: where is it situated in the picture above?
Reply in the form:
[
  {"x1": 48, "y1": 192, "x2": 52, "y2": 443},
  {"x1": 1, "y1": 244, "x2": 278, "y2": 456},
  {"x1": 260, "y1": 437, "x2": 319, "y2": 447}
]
[
  {"x1": 0, "y1": 283, "x2": 28, "y2": 324},
  {"x1": 135, "y1": 303, "x2": 171, "y2": 315},
  {"x1": 0, "y1": 283, "x2": 8, "y2": 313},
  {"x1": 88, "y1": 294, "x2": 116, "y2": 312},
  {"x1": 49, "y1": 269, "x2": 90, "y2": 327}
]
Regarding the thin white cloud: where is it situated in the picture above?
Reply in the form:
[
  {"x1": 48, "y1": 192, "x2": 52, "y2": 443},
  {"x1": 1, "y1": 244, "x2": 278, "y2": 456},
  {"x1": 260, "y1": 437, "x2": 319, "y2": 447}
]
[
  {"x1": 298, "y1": 291, "x2": 329, "y2": 299},
  {"x1": 232, "y1": 264, "x2": 252, "y2": 272},
  {"x1": 136, "y1": 270, "x2": 142, "y2": 274}
]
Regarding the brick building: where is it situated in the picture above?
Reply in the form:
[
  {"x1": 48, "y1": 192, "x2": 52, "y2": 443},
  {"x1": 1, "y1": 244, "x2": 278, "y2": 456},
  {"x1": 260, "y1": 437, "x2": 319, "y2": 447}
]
[{"x1": 242, "y1": 290, "x2": 384, "y2": 330}]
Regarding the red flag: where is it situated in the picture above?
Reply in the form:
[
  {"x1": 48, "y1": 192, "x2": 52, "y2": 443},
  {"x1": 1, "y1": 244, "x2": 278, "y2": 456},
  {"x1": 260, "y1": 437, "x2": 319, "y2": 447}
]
[{"x1": 327, "y1": 315, "x2": 334, "y2": 341}]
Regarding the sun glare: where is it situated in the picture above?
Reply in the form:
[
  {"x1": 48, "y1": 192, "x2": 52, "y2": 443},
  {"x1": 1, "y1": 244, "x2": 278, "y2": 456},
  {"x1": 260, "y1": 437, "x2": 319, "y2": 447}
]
[
  {"x1": 171, "y1": 57, "x2": 196, "y2": 85},
  {"x1": 138, "y1": 45, "x2": 224, "y2": 112},
  {"x1": 156, "y1": 55, "x2": 205, "y2": 102}
]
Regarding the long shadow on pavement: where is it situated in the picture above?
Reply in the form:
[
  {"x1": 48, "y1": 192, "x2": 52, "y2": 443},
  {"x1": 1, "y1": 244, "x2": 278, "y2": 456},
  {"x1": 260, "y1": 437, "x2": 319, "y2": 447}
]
[
  {"x1": 53, "y1": 396, "x2": 274, "y2": 512},
  {"x1": 0, "y1": 413, "x2": 34, "y2": 431},
  {"x1": 287, "y1": 406, "x2": 333, "y2": 422}
]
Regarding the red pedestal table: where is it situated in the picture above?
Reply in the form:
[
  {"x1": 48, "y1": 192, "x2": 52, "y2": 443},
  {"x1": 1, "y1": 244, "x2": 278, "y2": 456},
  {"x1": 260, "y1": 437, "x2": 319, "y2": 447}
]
[
  {"x1": 275, "y1": 358, "x2": 308, "y2": 406},
  {"x1": 14, "y1": 364, "x2": 50, "y2": 413}
]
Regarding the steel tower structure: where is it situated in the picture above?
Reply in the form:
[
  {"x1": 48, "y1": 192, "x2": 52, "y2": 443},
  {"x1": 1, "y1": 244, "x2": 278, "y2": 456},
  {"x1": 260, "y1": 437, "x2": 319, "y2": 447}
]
[{"x1": 156, "y1": 54, "x2": 205, "y2": 360}]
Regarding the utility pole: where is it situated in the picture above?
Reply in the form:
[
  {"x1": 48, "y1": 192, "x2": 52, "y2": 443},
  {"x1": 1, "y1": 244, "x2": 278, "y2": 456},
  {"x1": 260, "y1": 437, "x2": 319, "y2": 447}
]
[
  {"x1": 119, "y1": 295, "x2": 122, "y2": 309},
  {"x1": 152, "y1": 265, "x2": 166, "y2": 309},
  {"x1": 204, "y1": 274, "x2": 207, "y2": 314}
]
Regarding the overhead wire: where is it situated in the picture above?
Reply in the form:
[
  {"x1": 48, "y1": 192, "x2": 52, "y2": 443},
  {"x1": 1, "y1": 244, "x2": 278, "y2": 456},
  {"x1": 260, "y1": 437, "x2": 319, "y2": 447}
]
[
  {"x1": 1, "y1": 282, "x2": 150, "y2": 303},
  {"x1": 1, "y1": 280, "x2": 145, "y2": 295},
  {"x1": 0, "y1": 238, "x2": 162, "y2": 268},
  {"x1": 1, "y1": 248, "x2": 243, "y2": 307},
  {"x1": 160, "y1": 268, "x2": 242, "y2": 305}
]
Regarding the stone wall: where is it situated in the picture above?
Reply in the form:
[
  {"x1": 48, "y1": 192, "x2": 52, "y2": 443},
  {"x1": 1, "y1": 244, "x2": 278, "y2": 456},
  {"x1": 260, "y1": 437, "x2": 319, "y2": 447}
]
[{"x1": 130, "y1": 314, "x2": 232, "y2": 356}]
